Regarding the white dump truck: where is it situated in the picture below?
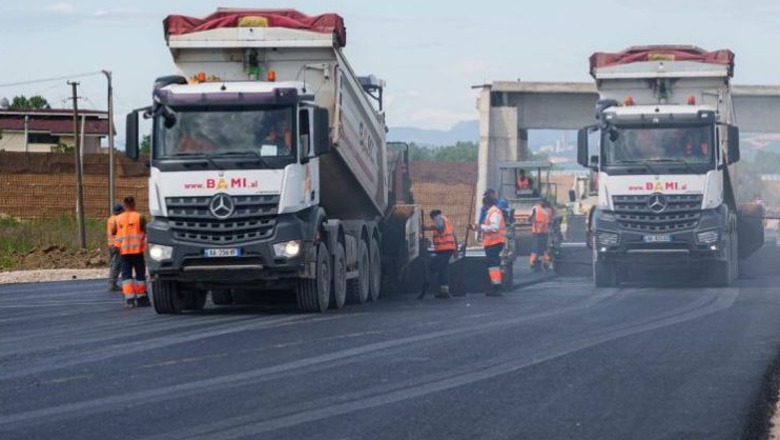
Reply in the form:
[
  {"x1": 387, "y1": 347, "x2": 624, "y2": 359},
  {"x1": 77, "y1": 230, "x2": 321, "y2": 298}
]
[
  {"x1": 125, "y1": 9, "x2": 420, "y2": 313},
  {"x1": 578, "y1": 45, "x2": 764, "y2": 287}
]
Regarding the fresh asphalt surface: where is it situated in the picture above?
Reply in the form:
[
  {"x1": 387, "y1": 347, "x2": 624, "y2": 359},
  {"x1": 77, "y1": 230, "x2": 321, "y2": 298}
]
[{"x1": 2, "y1": 247, "x2": 780, "y2": 439}]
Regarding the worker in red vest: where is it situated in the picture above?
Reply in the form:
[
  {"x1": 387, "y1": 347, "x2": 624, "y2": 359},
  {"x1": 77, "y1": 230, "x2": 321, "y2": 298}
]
[
  {"x1": 529, "y1": 199, "x2": 554, "y2": 272},
  {"x1": 112, "y1": 196, "x2": 149, "y2": 308},
  {"x1": 470, "y1": 196, "x2": 506, "y2": 296},
  {"x1": 424, "y1": 209, "x2": 457, "y2": 298},
  {"x1": 106, "y1": 204, "x2": 124, "y2": 291}
]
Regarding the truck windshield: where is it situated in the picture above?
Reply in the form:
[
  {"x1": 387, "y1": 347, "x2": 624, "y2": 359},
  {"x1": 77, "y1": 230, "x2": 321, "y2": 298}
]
[
  {"x1": 155, "y1": 107, "x2": 295, "y2": 160},
  {"x1": 603, "y1": 125, "x2": 714, "y2": 166}
]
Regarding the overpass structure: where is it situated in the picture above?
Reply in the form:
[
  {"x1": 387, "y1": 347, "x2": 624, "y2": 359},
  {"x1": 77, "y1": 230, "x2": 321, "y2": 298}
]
[{"x1": 475, "y1": 81, "x2": 780, "y2": 211}]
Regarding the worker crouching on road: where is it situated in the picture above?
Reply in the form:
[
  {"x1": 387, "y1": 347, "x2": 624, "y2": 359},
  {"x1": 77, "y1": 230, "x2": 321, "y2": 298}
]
[
  {"x1": 529, "y1": 199, "x2": 553, "y2": 272},
  {"x1": 424, "y1": 209, "x2": 457, "y2": 299},
  {"x1": 112, "y1": 196, "x2": 149, "y2": 308},
  {"x1": 106, "y1": 204, "x2": 124, "y2": 292},
  {"x1": 470, "y1": 196, "x2": 506, "y2": 297}
]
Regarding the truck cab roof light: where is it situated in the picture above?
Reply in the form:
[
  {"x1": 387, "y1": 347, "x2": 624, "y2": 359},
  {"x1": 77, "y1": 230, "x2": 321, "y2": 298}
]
[
  {"x1": 267, "y1": 70, "x2": 276, "y2": 82},
  {"x1": 196, "y1": 72, "x2": 206, "y2": 83},
  {"x1": 624, "y1": 96, "x2": 635, "y2": 106},
  {"x1": 687, "y1": 95, "x2": 696, "y2": 105}
]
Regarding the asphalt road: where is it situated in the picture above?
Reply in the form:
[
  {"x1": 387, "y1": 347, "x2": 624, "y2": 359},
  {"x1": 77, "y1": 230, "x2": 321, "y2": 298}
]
[{"x1": 2, "y1": 247, "x2": 780, "y2": 440}]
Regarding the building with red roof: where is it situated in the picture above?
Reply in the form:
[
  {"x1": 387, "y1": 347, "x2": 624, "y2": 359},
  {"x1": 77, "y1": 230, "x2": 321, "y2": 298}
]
[{"x1": 0, "y1": 108, "x2": 111, "y2": 153}]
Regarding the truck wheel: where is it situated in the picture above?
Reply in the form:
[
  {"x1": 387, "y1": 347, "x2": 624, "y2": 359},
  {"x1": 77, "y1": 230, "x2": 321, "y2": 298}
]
[
  {"x1": 593, "y1": 260, "x2": 617, "y2": 288},
  {"x1": 368, "y1": 237, "x2": 382, "y2": 301},
  {"x1": 151, "y1": 279, "x2": 183, "y2": 315},
  {"x1": 347, "y1": 239, "x2": 370, "y2": 304},
  {"x1": 330, "y1": 242, "x2": 347, "y2": 310},
  {"x1": 709, "y1": 234, "x2": 735, "y2": 287},
  {"x1": 211, "y1": 289, "x2": 234, "y2": 306},
  {"x1": 297, "y1": 242, "x2": 331, "y2": 313},
  {"x1": 183, "y1": 289, "x2": 207, "y2": 311}
]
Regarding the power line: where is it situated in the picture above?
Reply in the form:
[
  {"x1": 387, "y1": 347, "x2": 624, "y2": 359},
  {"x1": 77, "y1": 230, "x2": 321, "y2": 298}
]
[{"x1": 0, "y1": 71, "x2": 102, "y2": 89}]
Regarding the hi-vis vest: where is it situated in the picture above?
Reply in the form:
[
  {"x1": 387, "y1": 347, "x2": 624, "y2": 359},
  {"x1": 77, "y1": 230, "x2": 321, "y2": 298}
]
[
  {"x1": 482, "y1": 206, "x2": 506, "y2": 247},
  {"x1": 532, "y1": 204, "x2": 552, "y2": 234},
  {"x1": 106, "y1": 215, "x2": 119, "y2": 248},
  {"x1": 116, "y1": 211, "x2": 146, "y2": 255},
  {"x1": 432, "y1": 215, "x2": 457, "y2": 252}
]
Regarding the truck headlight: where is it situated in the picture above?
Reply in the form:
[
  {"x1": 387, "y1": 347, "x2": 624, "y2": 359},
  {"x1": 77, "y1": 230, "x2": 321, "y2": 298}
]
[
  {"x1": 273, "y1": 240, "x2": 301, "y2": 258},
  {"x1": 696, "y1": 230, "x2": 719, "y2": 245},
  {"x1": 148, "y1": 244, "x2": 173, "y2": 261},
  {"x1": 596, "y1": 232, "x2": 620, "y2": 247}
]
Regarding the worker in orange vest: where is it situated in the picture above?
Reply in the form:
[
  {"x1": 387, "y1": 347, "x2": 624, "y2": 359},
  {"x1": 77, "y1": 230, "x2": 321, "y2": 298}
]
[
  {"x1": 470, "y1": 196, "x2": 506, "y2": 296},
  {"x1": 529, "y1": 199, "x2": 554, "y2": 272},
  {"x1": 424, "y1": 209, "x2": 457, "y2": 299},
  {"x1": 112, "y1": 196, "x2": 149, "y2": 308},
  {"x1": 106, "y1": 204, "x2": 124, "y2": 292}
]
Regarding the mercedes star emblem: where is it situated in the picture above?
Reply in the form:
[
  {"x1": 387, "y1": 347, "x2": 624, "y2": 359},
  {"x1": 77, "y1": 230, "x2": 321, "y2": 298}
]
[
  {"x1": 209, "y1": 193, "x2": 235, "y2": 219},
  {"x1": 647, "y1": 194, "x2": 667, "y2": 213}
]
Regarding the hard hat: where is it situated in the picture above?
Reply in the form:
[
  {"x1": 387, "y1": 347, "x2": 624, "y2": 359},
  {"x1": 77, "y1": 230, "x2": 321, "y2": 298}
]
[
  {"x1": 483, "y1": 188, "x2": 496, "y2": 196},
  {"x1": 113, "y1": 204, "x2": 124, "y2": 214}
]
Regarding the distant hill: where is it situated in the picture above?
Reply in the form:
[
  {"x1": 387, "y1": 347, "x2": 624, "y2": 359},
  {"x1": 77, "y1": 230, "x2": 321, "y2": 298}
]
[
  {"x1": 388, "y1": 121, "x2": 478, "y2": 147},
  {"x1": 388, "y1": 120, "x2": 575, "y2": 149}
]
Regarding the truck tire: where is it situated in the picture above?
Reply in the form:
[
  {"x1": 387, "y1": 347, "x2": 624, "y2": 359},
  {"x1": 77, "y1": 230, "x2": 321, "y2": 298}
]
[
  {"x1": 593, "y1": 260, "x2": 617, "y2": 288},
  {"x1": 368, "y1": 237, "x2": 382, "y2": 301},
  {"x1": 152, "y1": 279, "x2": 183, "y2": 315},
  {"x1": 347, "y1": 239, "x2": 370, "y2": 304},
  {"x1": 297, "y1": 242, "x2": 331, "y2": 313},
  {"x1": 211, "y1": 289, "x2": 234, "y2": 306},
  {"x1": 709, "y1": 232, "x2": 736, "y2": 287},
  {"x1": 330, "y1": 242, "x2": 347, "y2": 310},
  {"x1": 183, "y1": 289, "x2": 207, "y2": 311}
]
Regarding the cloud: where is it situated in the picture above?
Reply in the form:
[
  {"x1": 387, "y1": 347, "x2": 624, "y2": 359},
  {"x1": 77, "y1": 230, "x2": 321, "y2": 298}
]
[
  {"x1": 407, "y1": 90, "x2": 421, "y2": 97},
  {"x1": 409, "y1": 108, "x2": 476, "y2": 130},
  {"x1": 45, "y1": 2, "x2": 74, "y2": 14}
]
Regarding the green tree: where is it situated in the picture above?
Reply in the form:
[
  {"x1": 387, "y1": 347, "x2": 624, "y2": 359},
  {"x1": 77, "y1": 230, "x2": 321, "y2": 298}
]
[
  {"x1": 8, "y1": 95, "x2": 51, "y2": 110},
  {"x1": 52, "y1": 142, "x2": 74, "y2": 153},
  {"x1": 140, "y1": 134, "x2": 151, "y2": 154}
]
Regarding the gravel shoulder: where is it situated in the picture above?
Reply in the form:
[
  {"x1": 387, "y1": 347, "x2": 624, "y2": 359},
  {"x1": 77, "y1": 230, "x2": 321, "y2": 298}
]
[{"x1": 0, "y1": 269, "x2": 107, "y2": 285}]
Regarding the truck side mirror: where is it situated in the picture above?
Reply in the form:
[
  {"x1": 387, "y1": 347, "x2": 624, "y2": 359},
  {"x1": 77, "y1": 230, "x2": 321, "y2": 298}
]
[
  {"x1": 727, "y1": 125, "x2": 740, "y2": 164},
  {"x1": 125, "y1": 112, "x2": 140, "y2": 161},
  {"x1": 577, "y1": 127, "x2": 592, "y2": 168},
  {"x1": 312, "y1": 108, "x2": 331, "y2": 156}
]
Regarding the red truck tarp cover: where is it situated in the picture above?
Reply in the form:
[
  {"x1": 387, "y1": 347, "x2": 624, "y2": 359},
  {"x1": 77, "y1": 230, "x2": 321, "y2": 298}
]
[
  {"x1": 164, "y1": 8, "x2": 347, "y2": 47},
  {"x1": 590, "y1": 46, "x2": 734, "y2": 74}
]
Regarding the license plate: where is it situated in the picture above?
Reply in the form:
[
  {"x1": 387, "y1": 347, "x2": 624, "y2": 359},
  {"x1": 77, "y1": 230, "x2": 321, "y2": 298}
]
[
  {"x1": 643, "y1": 235, "x2": 672, "y2": 243},
  {"x1": 204, "y1": 248, "x2": 241, "y2": 258}
]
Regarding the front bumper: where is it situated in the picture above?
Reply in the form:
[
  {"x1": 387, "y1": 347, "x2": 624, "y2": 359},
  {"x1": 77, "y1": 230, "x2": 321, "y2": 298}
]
[
  {"x1": 145, "y1": 213, "x2": 315, "y2": 285},
  {"x1": 592, "y1": 206, "x2": 728, "y2": 266}
]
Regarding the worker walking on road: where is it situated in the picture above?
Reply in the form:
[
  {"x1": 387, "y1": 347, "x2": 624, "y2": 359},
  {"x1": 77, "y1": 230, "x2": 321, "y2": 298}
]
[
  {"x1": 471, "y1": 196, "x2": 506, "y2": 296},
  {"x1": 113, "y1": 196, "x2": 149, "y2": 308},
  {"x1": 106, "y1": 204, "x2": 124, "y2": 292},
  {"x1": 424, "y1": 209, "x2": 457, "y2": 299},
  {"x1": 529, "y1": 199, "x2": 553, "y2": 272}
]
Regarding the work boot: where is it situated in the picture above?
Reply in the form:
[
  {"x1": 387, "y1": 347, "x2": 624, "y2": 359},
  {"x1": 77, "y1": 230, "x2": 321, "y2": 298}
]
[
  {"x1": 124, "y1": 298, "x2": 136, "y2": 308},
  {"x1": 435, "y1": 286, "x2": 452, "y2": 299},
  {"x1": 136, "y1": 296, "x2": 151, "y2": 307}
]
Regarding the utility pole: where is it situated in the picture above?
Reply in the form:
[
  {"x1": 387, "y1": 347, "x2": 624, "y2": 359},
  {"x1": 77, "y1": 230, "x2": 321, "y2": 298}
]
[
  {"x1": 68, "y1": 81, "x2": 86, "y2": 249},
  {"x1": 102, "y1": 70, "x2": 115, "y2": 214}
]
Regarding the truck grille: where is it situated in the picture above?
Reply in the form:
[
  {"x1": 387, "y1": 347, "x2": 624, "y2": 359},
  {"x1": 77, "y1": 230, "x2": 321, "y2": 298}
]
[
  {"x1": 612, "y1": 194, "x2": 703, "y2": 233},
  {"x1": 165, "y1": 195, "x2": 279, "y2": 244}
]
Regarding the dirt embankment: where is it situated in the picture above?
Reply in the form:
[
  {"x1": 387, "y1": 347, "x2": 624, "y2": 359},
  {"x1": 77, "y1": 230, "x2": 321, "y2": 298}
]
[{"x1": 3, "y1": 246, "x2": 108, "y2": 271}]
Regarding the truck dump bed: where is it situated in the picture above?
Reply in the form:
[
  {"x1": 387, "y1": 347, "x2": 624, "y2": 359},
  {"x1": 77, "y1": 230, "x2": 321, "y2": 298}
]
[{"x1": 163, "y1": 9, "x2": 388, "y2": 219}]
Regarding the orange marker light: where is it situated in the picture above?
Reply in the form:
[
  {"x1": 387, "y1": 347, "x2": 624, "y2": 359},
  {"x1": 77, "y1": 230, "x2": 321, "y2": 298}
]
[
  {"x1": 267, "y1": 70, "x2": 276, "y2": 82},
  {"x1": 197, "y1": 72, "x2": 206, "y2": 83},
  {"x1": 624, "y1": 96, "x2": 635, "y2": 106},
  {"x1": 687, "y1": 95, "x2": 696, "y2": 105}
]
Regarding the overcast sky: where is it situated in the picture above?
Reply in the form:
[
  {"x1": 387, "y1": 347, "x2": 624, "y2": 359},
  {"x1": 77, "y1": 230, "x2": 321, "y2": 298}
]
[{"x1": 1, "y1": 0, "x2": 780, "y2": 139}]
